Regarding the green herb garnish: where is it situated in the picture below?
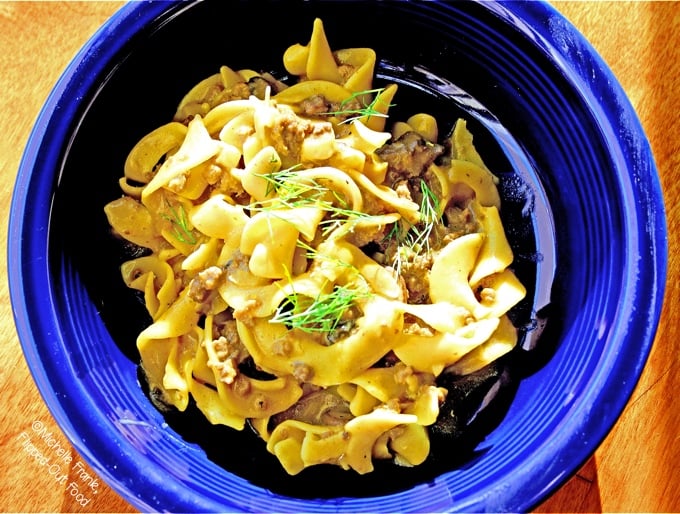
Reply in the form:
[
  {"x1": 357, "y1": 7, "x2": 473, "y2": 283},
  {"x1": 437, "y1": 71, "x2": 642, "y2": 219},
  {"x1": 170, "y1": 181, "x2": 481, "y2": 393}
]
[
  {"x1": 250, "y1": 168, "x2": 377, "y2": 235},
  {"x1": 325, "y1": 88, "x2": 394, "y2": 125},
  {"x1": 259, "y1": 165, "x2": 309, "y2": 199},
  {"x1": 409, "y1": 179, "x2": 441, "y2": 251},
  {"x1": 270, "y1": 283, "x2": 369, "y2": 333},
  {"x1": 387, "y1": 179, "x2": 442, "y2": 274},
  {"x1": 161, "y1": 201, "x2": 197, "y2": 245}
]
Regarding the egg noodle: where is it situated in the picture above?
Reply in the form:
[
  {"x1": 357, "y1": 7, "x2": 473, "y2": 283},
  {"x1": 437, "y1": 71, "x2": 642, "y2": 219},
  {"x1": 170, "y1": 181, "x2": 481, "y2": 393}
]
[{"x1": 104, "y1": 18, "x2": 526, "y2": 475}]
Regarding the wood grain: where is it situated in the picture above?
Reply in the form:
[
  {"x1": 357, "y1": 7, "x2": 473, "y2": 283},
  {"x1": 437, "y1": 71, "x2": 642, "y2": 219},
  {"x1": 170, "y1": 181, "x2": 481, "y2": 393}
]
[
  {"x1": 536, "y1": 3, "x2": 680, "y2": 511},
  {"x1": 0, "y1": 2, "x2": 677, "y2": 512}
]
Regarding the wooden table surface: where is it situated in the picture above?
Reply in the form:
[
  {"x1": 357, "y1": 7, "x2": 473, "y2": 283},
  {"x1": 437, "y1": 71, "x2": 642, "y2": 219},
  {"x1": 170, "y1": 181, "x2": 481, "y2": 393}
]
[{"x1": 0, "y1": 2, "x2": 677, "y2": 512}]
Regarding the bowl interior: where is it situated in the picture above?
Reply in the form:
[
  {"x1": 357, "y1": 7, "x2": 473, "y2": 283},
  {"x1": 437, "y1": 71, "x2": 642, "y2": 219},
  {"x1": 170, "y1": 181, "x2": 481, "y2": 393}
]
[{"x1": 10, "y1": 1, "x2": 666, "y2": 512}]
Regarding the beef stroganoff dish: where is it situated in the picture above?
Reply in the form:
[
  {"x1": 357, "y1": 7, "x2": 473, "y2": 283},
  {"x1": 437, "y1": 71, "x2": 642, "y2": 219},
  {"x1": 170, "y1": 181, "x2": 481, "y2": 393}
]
[{"x1": 104, "y1": 18, "x2": 526, "y2": 475}]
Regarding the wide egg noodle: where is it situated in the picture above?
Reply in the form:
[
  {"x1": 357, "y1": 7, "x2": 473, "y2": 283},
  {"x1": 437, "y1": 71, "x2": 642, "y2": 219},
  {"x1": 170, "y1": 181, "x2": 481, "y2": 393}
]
[
  {"x1": 141, "y1": 116, "x2": 219, "y2": 203},
  {"x1": 120, "y1": 255, "x2": 178, "y2": 320},
  {"x1": 103, "y1": 17, "x2": 527, "y2": 476},
  {"x1": 136, "y1": 289, "x2": 200, "y2": 411},
  {"x1": 267, "y1": 408, "x2": 425, "y2": 475},
  {"x1": 237, "y1": 295, "x2": 403, "y2": 387}
]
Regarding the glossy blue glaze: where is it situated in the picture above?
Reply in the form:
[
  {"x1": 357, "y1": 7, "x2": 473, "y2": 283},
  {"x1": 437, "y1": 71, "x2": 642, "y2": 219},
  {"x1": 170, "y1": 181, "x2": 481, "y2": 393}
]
[{"x1": 8, "y1": 1, "x2": 667, "y2": 512}]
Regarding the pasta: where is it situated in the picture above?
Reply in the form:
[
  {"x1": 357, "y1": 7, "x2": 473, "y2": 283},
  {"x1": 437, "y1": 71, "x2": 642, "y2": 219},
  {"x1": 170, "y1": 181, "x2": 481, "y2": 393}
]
[{"x1": 104, "y1": 18, "x2": 526, "y2": 475}]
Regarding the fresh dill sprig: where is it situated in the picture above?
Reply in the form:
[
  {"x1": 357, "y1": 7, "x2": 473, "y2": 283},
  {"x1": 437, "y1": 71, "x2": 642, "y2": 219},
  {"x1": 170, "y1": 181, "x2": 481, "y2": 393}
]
[
  {"x1": 259, "y1": 165, "x2": 311, "y2": 199},
  {"x1": 296, "y1": 239, "x2": 365, "y2": 275},
  {"x1": 408, "y1": 179, "x2": 441, "y2": 251},
  {"x1": 325, "y1": 88, "x2": 394, "y2": 125},
  {"x1": 317, "y1": 204, "x2": 379, "y2": 236},
  {"x1": 249, "y1": 168, "x2": 376, "y2": 233},
  {"x1": 383, "y1": 222, "x2": 405, "y2": 275},
  {"x1": 270, "y1": 283, "x2": 370, "y2": 333},
  {"x1": 386, "y1": 179, "x2": 442, "y2": 273},
  {"x1": 271, "y1": 240, "x2": 372, "y2": 334},
  {"x1": 253, "y1": 166, "x2": 328, "y2": 208},
  {"x1": 161, "y1": 201, "x2": 197, "y2": 245}
]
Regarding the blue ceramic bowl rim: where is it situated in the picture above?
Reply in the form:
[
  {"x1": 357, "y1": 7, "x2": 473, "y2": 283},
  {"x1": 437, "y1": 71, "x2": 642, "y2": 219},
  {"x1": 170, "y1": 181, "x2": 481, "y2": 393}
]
[{"x1": 8, "y1": 1, "x2": 667, "y2": 512}]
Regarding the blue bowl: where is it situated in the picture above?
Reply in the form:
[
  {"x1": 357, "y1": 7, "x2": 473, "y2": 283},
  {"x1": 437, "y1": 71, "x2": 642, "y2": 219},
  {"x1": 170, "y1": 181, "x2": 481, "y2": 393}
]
[{"x1": 8, "y1": 1, "x2": 667, "y2": 512}]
